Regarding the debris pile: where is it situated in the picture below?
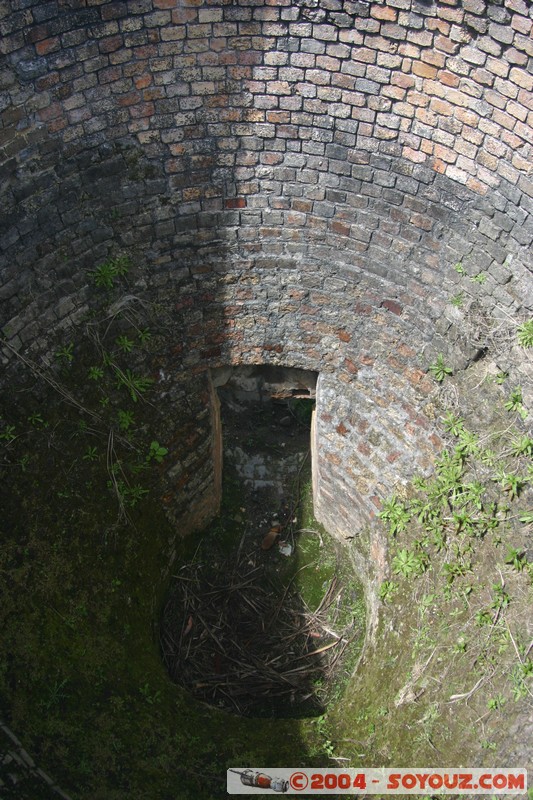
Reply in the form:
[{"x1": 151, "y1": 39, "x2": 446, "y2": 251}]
[{"x1": 160, "y1": 538, "x2": 359, "y2": 717}]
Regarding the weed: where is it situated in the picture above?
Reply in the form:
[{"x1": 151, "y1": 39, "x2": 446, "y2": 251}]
[
  {"x1": 118, "y1": 409, "x2": 135, "y2": 431},
  {"x1": 471, "y1": 272, "x2": 487, "y2": 284},
  {"x1": 450, "y1": 292, "x2": 464, "y2": 307},
  {"x1": 147, "y1": 440, "x2": 168, "y2": 464},
  {"x1": 510, "y1": 436, "x2": 533, "y2": 457},
  {"x1": 116, "y1": 335, "x2": 134, "y2": 353},
  {"x1": 442, "y1": 411, "x2": 465, "y2": 437},
  {"x1": 56, "y1": 342, "x2": 74, "y2": 363},
  {"x1": 138, "y1": 328, "x2": 152, "y2": 344},
  {"x1": 475, "y1": 609, "x2": 492, "y2": 626},
  {"x1": 392, "y1": 548, "x2": 426, "y2": 578},
  {"x1": 115, "y1": 368, "x2": 154, "y2": 403},
  {"x1": 519, "y1": 510, "x2": 533, "y2": 527},
  {"x1": 491, "y1": 584, "x2": 511, "y2": 611},
  {"x1": 454, "y1": 262, "x2": 466, "y2": 275},
  {"x1": 487, "y1": 693, "x2": 505, "y2": 710},
  {"x1": 494, "y1": 371, "x2": 508, "y2": 385},
  {"x1": 88, "y1": 366, "x2": 104, "y2": 381},
  {"x1": 0, "y1": 423, "x2": 16, "y2": 443},
  {"x1": 378, "y1": 495, "x2": 411, "y2": 537},
  {"x1": 494, "y1": 471, "x2": 524, "y2": 501},
  {"x1": 480, "y1": 739, "x2": 497, "y2": 750},
  {"x1": 504, "y1": 387, "x2": 528, "y2": 420},
  {"x1": 516, "y1": 320, "x2": 533, "y2": 348},
  {"x1": 379, "y1": 580, "x2": 398, "y2": 603},
  {"x1": 83, "y1": 446, "x2": 99, "y2": 462},
  {"x1": 139, "y1": 683, "x2": 162, "y2": 705},
  {"x1": 505, "y1": 547, "x2": 528, "y2": 572},
  {"x1": 429, "y1": 353, "x2": 453, "y2": 383},
  {"x1": 27, "y1": 412, "x2": 44, "y2": 427},
  {"x1": 90, "y1": 255, "x2": 130, "y2": 289}
]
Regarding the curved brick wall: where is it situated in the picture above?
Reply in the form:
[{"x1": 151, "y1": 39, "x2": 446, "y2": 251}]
[{"x1": 1, "y1": 0, "x2": 532, "y2": 578}]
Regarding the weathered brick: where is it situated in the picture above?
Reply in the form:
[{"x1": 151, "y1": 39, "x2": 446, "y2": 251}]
[{"x1": 412, "y1": 61, "x2": 438, "y2": 79}]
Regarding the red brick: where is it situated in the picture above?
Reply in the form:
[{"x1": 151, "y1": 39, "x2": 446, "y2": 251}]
[
  {"x1": 225, "y1": 197, "x2": 246, "y2": 209},
  {"x1": 382, "y1": 299, "x2": 403, "y2": 315},
  {"x1": 371, "y1": 5, "x2": 397, "y2": 21},
  {"x1": 435, "y1": 35, "x2": 459, "y2": 54},
  {"x1": 466, "y1": 177, "x2": 489, "y2": 195},
  {"x1": 35, "y1": 36, "x2": 60, "y2": 55},
  {"x1": 392, "y1": 72, "x2": 416, "y2": 89},
  {"x1": 413, "y1": 61, "x2": 437, "y2": 78},
  {"x1": 440, "y1": 70, "x2": 460, "y2": 87},
  {"x1": 134, "y1": 74, "x2": 152, "y2": 89}
]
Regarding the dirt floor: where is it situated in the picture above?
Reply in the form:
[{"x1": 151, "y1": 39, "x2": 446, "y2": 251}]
[{"x1": 161, "y1": 393, "x2": 366, "y2": 718}]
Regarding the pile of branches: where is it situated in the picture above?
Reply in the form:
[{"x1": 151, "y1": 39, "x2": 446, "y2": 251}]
[{"x1": 160, "y1": 543, "x2": 357, "y2": 716}]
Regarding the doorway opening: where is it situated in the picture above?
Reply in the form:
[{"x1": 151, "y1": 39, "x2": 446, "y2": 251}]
[{"x1": 160, "y1": 366, "x2": 365, "y2": 717}]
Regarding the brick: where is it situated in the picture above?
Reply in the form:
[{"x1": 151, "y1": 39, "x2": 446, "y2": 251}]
[
  {"x1": 512, "y1": 14, "x2": 532, "y2": 35},
  {"x1": 35, "y1": 36, "x2": 60, "y2": 55},
  {"x1": 391, "y1": 72, "x2": 415, "y2": 89},
  {"x1": 402, "y1": 147, "x2": 426, "y2": 164},
  {"x1": 421, "y1": 50, "x2": 446, "y2": 68},
  {"x1": 430, "y1": 98, "x2": 453, "y2": 115},
  {"x1": 488, "y1": 22, "x2": 514, "y2": 44},
  {"x1": 381, "y1": 23, "x2": 407, "y2": 40},
  {"x1": 439, "y1": 70, "x2": 460, "y2": 87},
  {"x1": 445, "y1": 164, "x2": 469, "y2": 184},
  {"x1": 412, "y1": 61, "x2": 437, "y2": 79},
  {"x1": 486, "y1": 56, "x2": 509, "y2": 78},
  {"x1": 509, "y1": 68, "x2": 533, "y2": 91},
  {"x1": 371, "y1": 5, "x2": 398, "y2": 21},
  {"x1": 434, "y1": 35, "x2": 459, "y2": 54},
  {"x1": 471, "y1": 68, "x2": 493, "y2": 86},
  {"x1": 466, "y1": 177, "x2": 489, "y2": 195}
]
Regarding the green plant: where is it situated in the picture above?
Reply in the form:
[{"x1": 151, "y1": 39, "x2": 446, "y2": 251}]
[
  {"x1": 487, "y1": 693, "x2": 505, "y2": 710},
  {"x1": 443, "y1": 560, "x2": 472, "y2": 583},
  {"x1": 379, "y1": 580, "x2": 398, "y2": 603},
  {"x1": 456, "y1": 428, "x2": 480, "y2": 457},
  {"x1": 139, "y1": 683, "x2": 162, "y2": 705},
  {"x1": 504, "y1": 387, "x2": 527, "y2": 419},
  {"x1": 510, "y1": 660, "x2": 533, "y2": 701},
  {"x1": 83, "y1": 446, "x2": 99, "y2": 462},
  {"x1": 505, "y1": 547, "x2": 528, "y2": 572},
  {"x1": 494, "y1": 371, "x2": 508, "y2": 385},
  {"x1": 471, "y1": 272, "x2": 487, "y2": 284},
  {"x1": 378, "y1": 495, "x2": 411, "y2": 536},
  {"x1": 454, "y1": 262, "x2": 465, "y2": 275},
  {"x1": 517, "y1": 319, "x2": 533, "y2": 348},
  {"x1": 429, "y1": 353, "x2": 452, "y2": 383},
  {"x1": 56, "y1": 342, "x2": 74, "y2": 363},
  {"x1": 88, "y1": 366, "x2": 104, "y2": 381},
  {"x1": 116, "y1": 335, "x2": 134, "y2": 353},
  {"x1": 511, "y1": 436, "x2": 533, "y2": 457},
  {"x1": 519, "y1": 510, "x2": 533, "y2": 527},
  {"x1": 442, "y1": 411, "x2": 465, "y2": 437},
  {"x1": 491, "y1": 583, "x2": 511, "y2": 611},
  {"x1": 27, "y1": 412, "x2": 44, "y2": 426},
  {"x1": 118, "y1": 410, "x2": 135, "y2": 431},
  {"x1": 495, "y1": 471, "x2": 524, "y2": 501},
  {"x1": 450, "y1": 292, "x2": 464, "y2": 307},
  {"x1": 138, "y1": 328, "x2": 152, "y2": 344},
  {"x1": 392, "y1": 548, "x2": 426, "y2": 578},
  {"x1": 475, "y1": 609, "x2": 492, "y2": 626},
  {"x1": 115, "y1": 368, "x2": 154, "y2": 403},
  {"x1": 0, "y1": 424, "x2": 16, "y2": 443},
  {"x1": 89, "y1": 255, "x2": 130, "y2": 289},
  {"x1": 147, "y1": 440, "x2": 168, "y2": 464}
]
